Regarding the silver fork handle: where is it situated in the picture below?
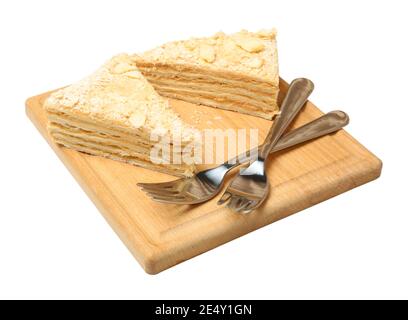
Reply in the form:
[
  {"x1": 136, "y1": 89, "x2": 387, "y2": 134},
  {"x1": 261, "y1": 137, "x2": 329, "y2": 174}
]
[
  {"x1": 272, "y1": 110, "x2": 349, "y2": 152},
  {"x1": 225, "y1": 110, "x2": 349, "y2": 168},
  {"x1": 259, "y1": 78, "x2": 315, "y2": 159}
]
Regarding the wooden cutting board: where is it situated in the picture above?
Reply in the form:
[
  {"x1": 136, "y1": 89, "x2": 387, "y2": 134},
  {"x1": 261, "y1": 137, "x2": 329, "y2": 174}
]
[{"x1": 26, "y1": 80, "x2": 382, "y2": 274}]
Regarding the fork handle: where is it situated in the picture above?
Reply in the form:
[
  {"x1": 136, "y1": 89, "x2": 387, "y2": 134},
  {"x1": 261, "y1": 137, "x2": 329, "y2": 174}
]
[
  {"x1": 230, "y1": 110, "x2": 349, "y2": 166},
  {"x1": 259, "y1": 78, "x2": 314, "y2": 159},
  {"x1": 272, "y1": 110, "x2": 349, "y2": 152}
]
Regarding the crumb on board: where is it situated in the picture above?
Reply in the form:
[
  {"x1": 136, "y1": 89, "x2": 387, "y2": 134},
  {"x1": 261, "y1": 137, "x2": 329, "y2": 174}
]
[
  {"x1": 191, "y1": 109, "x2": 204, "y2": 124},
  {"x1": 189, "y1": 108, "x2": 224, "y2": 126}
]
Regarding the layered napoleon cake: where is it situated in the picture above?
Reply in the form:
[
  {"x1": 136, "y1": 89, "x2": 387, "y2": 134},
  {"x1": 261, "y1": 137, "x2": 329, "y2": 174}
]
[
  {"x1": 133, "y1": 29, "x2": 279, "y2": 120},
  {"x1": 44, "y1": 54, "x2": 198, "y2": 177}
]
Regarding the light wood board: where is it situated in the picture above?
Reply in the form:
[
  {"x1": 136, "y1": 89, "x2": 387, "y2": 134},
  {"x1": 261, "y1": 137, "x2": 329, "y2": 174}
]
[{"x1": 26, "y1": 81, "x2": 382, "y2": 274}]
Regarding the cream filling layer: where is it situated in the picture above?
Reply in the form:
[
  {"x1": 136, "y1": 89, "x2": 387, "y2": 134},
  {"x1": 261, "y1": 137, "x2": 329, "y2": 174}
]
[
  {"x1": 49, "y1": 122, "x2": 185, "y2": 161},
  {"x1": 135, "y1": 62, "x2": 278, "y2": 94},
  {"x1": 150, "y1": 82, "x2": 276, "y2": 112},
  {"x1": 47, "y1": 111, "x2": 193, "y2": 147},
  {"x1": 53, "y1": 132, "x2": 194, "y2": 177},
  {"x1": 155, "y1": 90, "x2": 277, "y2": 119}
]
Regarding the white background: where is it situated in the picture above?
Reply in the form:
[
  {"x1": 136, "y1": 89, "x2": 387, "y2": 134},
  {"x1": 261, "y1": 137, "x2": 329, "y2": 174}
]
[{"x1": 1, "y1": 0, "x2": 407, "y2": 299}]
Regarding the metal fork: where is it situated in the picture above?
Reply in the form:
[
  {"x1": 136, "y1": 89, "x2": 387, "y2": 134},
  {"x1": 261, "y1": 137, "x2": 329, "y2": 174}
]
[
  {"x1": 216, "y1": 78, "x2": 315, "y2": 213},
  {"x1": 138, "y1": 110, "x2": 349, "y2": 205}
]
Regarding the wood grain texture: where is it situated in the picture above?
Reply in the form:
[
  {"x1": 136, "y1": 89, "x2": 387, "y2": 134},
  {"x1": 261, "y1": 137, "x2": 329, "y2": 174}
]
[{"x1": 25, "y1": 80, "x2": 382, "y2": 274}]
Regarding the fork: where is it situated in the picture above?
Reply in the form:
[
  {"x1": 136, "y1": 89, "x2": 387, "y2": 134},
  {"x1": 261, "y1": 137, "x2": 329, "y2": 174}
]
[
  {"x1": 138, "y1": 109, "x2": 349, "y2": 204},
  {"x1": 216, "y1": 78, "x2": 315, "y2": 213},
  {"x1": 138, "y1": 78, "x2": 337, "y2": 204}
]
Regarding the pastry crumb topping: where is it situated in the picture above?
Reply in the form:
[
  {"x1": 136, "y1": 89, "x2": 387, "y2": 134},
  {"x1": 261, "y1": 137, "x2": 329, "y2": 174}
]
[
  {"x1": 137, "y1": 29, "x2": 278, "y2": 82},
  {"x1": 199, "y1": 44, "x2": 216, "y2": 63},
  {"x1": 44, "y1": 54, "x2": 198, "y2": 141}
]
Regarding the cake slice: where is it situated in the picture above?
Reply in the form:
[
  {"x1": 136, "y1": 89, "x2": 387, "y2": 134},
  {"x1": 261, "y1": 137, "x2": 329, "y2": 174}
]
[
  {"x1": 133, "y1": 29, "x2": 279, "y2": 120},
  {"x1": 44, "y1": 54, "x2": 198, "y2": 177}
]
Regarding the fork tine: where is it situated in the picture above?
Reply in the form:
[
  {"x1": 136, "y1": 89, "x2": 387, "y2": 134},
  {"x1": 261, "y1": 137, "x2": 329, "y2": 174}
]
[
  {"x1": 140, "y1": 187, "x2": 181, "y2": 195},
  {"x1": 137, "y1": 183, "x2": 178, "y2": 192},
  {"x1": 146, "y1": 192, "x2": 187, "y2": 200},
  {"x1": 217, "y1": 191, "x2": 232, "y2": 205},
  {"x1": 149, "y1": 194, "x2": 190, "y2": 202},
  {"x1": 240, "y1": 200, "x2": 259, "y2": 214},
  {"x1": 137, "y1": 182, "x2": 178, "y2": 189},
  {"x1": 228, "y1": 195, "x2": 244, "y2": 210},
  {"x1": 144, "y1": 191, "x2": 185, "y2": 200},
  {"x1": 239, "y1": 200, "x2": 256, "y2": 214},
  {"x1": 234, "y1": 199, "x2": 251, "y2": 213},
  {"x1": 151, "y1": 196, "x2": 199, "y2": 204}
]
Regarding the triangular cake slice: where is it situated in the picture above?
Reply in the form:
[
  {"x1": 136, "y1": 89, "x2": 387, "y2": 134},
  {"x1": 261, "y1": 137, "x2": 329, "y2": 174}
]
[
  {"x1": 133, "y1": 29, "x2": 279, "y2": 120},
  {"x1": 44, "y1": 54, "x2": 198, "y2": 177}
]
